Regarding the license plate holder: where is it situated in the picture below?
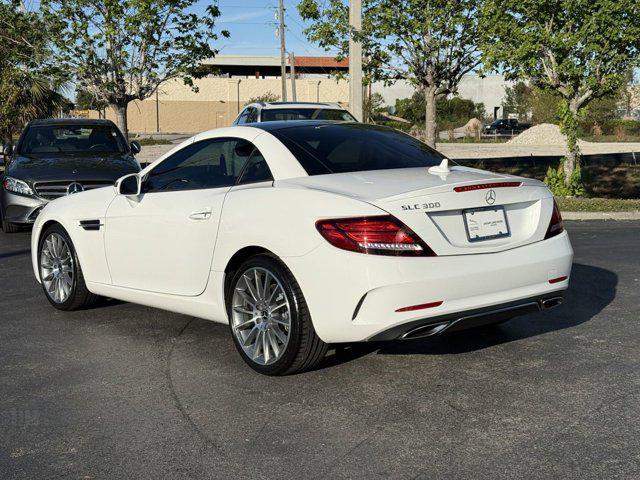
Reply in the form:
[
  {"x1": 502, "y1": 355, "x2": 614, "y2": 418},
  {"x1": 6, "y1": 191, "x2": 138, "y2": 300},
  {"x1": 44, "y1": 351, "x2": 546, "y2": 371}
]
[{"x1": 463, "y1": 206, "x2": 510, "y2": 242}]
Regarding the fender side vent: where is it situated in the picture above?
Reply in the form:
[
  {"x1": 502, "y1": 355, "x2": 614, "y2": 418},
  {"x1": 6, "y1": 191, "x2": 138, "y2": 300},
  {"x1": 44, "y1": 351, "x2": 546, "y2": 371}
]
[{"x1": 79, "y1": 219, "x2": 102, "y2": 231}]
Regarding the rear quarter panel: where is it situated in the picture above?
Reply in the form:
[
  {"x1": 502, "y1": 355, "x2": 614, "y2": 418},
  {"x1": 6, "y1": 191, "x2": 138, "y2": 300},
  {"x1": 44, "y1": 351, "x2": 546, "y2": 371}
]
[{"x1": 212, "y1": 184, "x2": 385, "y2": 271}]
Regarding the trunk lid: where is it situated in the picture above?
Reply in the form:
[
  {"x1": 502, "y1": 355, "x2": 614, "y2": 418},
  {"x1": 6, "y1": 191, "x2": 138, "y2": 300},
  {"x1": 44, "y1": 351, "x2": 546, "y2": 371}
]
[{"x1": 278, "y1": 166, "x2": 554, "y2": 255}]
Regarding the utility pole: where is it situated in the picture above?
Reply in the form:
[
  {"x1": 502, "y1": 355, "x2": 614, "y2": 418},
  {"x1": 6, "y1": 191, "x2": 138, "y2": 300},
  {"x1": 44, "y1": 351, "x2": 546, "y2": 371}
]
[
  {"x1": 155, "y1": 88, "x2": 160, "y2": 133},
  {"x1": 278, "y1": 0, "x2": 287, "y2": 101},
  {"x1": 290, "y1": 52, "x2": 297, "y2": 101},
  {"x1": 349, "y1": 0, "x2": 363, "y2": 121}
]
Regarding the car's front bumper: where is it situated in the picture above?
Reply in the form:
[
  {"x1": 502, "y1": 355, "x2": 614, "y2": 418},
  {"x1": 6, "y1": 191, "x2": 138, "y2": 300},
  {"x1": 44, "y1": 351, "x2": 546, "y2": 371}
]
[
  {"x1": 1, "y1": 188, "x2": 47, "y2": 224},
  {"x1": 284, "y1": 231, "x2": 573, "y2": 343}
]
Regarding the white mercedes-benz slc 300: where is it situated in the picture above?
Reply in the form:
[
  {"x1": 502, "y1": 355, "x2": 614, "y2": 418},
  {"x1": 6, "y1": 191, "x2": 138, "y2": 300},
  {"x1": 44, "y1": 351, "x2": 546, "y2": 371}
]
[{"x1": 31, "y1": 121, "x2": 573, "y2": 375}]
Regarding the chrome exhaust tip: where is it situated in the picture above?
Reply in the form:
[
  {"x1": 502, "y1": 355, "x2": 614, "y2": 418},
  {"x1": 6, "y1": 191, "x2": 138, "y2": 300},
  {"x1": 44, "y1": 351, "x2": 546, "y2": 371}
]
[
  {"x1": 401, "y1": 321, "x2": 450, "y2": 340},
  {"x1": 541, "y1": 297, "x2": 564, "y2": 310}
]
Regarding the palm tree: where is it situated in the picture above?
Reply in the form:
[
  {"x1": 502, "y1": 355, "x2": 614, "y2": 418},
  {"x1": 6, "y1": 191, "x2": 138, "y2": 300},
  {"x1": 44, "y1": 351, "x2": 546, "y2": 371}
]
[
  {"x1": 0, "y1": 2, "x2": 70, "y2": 144},
  {"x1": 0, "y1": 68, "x2": 70, "y2": 143}
]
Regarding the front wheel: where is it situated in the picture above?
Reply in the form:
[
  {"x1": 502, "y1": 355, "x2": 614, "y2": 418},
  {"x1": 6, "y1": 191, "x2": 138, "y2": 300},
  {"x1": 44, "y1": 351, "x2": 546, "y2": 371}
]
[
  {"x1": 226, "y1": 254, "x2": 328, "y2": 375},
  {"x1": 38, "y1": 224, "x2": 99, "y2": 310}
]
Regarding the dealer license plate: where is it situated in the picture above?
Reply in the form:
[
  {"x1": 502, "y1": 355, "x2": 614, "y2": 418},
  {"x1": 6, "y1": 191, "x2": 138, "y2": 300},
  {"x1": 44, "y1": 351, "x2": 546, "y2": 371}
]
[{"x1": 463, "y1": 206, "x2": 510, "y2": 242}]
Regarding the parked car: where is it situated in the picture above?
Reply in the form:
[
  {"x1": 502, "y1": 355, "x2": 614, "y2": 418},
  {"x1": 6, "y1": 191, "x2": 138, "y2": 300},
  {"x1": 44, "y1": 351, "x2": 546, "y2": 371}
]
[
  {"x1": 1, "y1": 118, "x2": 141, "y2": 233},
  {"x1": 233, "y1": 101, "x2": 357, "y2": 125},
  {"x1": 31, "y1": 121, "x2": 572, "y2": 375},
  {"x1": 483, "y1": 118, "x2": 531, "y2": 135}
]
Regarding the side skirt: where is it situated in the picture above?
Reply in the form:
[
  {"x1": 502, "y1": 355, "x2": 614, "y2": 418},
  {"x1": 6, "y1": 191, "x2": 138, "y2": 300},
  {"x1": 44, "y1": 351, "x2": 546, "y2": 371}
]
[{"x1": 86, "y1": 270, "x2": 228, "y2": 324}]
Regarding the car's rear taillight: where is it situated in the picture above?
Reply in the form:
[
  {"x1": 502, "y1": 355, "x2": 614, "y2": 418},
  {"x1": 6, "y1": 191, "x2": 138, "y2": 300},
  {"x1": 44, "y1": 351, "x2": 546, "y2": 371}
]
[
  {"x1": 315, "y1": 215, "x2": 436, "y2": 256},
  {"x1": 544, "y1": 199, "x2": 564, "y2": 239}
]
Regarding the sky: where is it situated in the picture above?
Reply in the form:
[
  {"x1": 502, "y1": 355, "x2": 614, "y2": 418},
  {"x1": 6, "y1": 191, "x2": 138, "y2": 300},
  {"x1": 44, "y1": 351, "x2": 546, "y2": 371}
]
[{"x1": 213, "y1": 0, "x2": 337, "y2": 58}]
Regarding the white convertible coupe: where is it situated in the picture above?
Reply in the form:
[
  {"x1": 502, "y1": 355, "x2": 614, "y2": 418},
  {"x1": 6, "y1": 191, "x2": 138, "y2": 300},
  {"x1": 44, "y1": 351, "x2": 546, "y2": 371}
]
[{"x1": 31, "y1": 122, "x2": 573, "y2": 375}]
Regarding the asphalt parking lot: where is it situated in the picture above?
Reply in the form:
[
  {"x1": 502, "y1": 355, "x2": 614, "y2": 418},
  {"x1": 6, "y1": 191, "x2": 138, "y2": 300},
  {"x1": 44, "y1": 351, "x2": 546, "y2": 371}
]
[{"x1": 1, "y1": 221, "x2": 639, "y2": 479}]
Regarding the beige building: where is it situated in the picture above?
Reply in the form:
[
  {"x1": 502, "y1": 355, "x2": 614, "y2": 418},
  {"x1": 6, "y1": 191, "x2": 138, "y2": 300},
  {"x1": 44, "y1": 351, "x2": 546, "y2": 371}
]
[
  {"x1": 91, "y1": 55, "x2": 350, "y2": 134},
  {"x1": 94, "y1": 77, "x2": 349, "y2": 134},
  {"x1": 88, "y1": 55, "x2": 640, "y2": 134}
]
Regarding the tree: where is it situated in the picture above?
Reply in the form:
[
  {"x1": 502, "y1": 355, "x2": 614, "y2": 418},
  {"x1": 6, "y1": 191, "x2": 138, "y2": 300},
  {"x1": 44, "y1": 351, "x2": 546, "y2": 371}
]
[
  {"x1": 502, "y1": 82, "x2": 531, "y2": 120},
  {"x1": 437, "y1": 97, "x2": 486, "y2": 130},
  {"x1": 364, "y1": 92, "x2": 385, "y2": 123},
  {"x1": 75, "y1": 88, "x2": 108, "y2": 111},
  {"x1": 395, "y1": 91, "x2": 485, "y2": 131},
  {"x1": 528, "y1": 88, "x2": 562, "y2": 125},
  {"x1": 299, "y1": 0, "x2": 481, "y2": 148},
  {"x1": 480, "y1": 0, "x2": 640, "y2": 191},
  {"x1": 42, "y1": 0, "x2": 229, "y2": 138},
  {"x1": 245, "y1": 91, "x2": 280, "y2": 106},
  {"x1": 0, "y1": 1, "x2": 68, "y2": 142}
]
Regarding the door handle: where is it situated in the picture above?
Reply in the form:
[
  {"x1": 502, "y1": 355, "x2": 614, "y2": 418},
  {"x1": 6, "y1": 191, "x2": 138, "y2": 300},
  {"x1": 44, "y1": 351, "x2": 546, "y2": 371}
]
[{"x1": 189, "y1": 209, "x2": 212, "y2": 221}]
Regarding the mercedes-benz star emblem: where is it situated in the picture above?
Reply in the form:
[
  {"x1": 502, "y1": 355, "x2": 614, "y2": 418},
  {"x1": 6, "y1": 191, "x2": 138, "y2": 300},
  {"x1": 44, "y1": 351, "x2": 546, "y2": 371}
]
[
  {"x1": 485, "y1": 189, "x2": 496, "y2": 205},
  {"x1": 66, "y1": 182, "x2": 84, "y2": 195}
]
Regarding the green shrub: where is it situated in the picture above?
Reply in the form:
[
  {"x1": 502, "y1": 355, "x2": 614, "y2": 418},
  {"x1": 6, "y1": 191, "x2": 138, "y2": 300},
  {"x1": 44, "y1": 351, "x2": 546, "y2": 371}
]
[
  {"x1": 578, "y1": 117, "x2": 640, "y2": 138},
  {"x1": 544, "y1": 159, "x2": 586, "y2": 197}
]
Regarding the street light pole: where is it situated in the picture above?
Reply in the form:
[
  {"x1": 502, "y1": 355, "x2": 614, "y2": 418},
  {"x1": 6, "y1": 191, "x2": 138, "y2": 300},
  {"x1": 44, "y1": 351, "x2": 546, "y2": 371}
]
[
  {"x1": 278, "y1": 0, "x2": 288, "y2": 102},
  {"x1": 349, "y1": 0, "x2": 363, "y2": 121}
]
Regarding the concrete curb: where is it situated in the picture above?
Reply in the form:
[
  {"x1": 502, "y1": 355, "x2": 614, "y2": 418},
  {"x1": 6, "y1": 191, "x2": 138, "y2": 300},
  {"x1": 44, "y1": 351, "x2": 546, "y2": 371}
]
[{"x1": 562, "y1": 211, "x2": 640, "y2": 220}]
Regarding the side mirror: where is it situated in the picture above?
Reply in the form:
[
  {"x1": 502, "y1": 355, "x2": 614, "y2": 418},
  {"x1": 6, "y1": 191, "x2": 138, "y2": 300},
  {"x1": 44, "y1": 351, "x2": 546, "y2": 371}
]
[
  {"x1": 116, "y1": 173, "x2": 141, "y2": 196},
  {"x1": 130, "y1": 140, "x2": 141, "y2": 154}
]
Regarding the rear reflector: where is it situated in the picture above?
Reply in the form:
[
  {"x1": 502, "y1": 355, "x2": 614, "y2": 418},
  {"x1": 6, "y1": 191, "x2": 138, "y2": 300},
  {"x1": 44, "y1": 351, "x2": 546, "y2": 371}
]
[
  {"x1": 454, "y1": 182, "x2": 522, "y2": 192},
  {"x1": 396, "y1": 301, "x2": 443, "y2": 313},
  {"x1": 549, "y1": 276, "x2": 568, "y2": 284},
  {"x1": 316, "y1": 215, "x2": 436, "y2": 256}
]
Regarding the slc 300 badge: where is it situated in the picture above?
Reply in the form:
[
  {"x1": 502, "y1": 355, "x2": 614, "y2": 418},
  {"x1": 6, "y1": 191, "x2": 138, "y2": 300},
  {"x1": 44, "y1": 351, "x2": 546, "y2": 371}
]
[{"x1": 401, "y1": 202, "x2": 441, "y2": 211}]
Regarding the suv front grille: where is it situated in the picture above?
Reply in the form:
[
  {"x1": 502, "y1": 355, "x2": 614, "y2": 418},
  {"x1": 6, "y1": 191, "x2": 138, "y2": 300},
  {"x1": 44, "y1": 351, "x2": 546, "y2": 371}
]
[{"x1": 34, "y1": 180, "x2": 114, "y2": 200}]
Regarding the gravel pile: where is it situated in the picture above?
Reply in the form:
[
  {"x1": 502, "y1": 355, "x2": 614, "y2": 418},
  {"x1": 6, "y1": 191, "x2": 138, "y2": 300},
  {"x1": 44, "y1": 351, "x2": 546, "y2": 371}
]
[{"x1": 507, "y1": 123, "x2": 591, "y2": 146}]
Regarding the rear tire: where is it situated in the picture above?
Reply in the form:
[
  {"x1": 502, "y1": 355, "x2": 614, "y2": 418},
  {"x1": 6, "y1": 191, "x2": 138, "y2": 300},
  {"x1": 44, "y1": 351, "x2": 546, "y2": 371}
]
[
  {"x1": 38, "y1": 223, "x2": 99, "y2": 310},
  {"x1": 226, "y1": 254, "x2": 328, "y2": 375}
]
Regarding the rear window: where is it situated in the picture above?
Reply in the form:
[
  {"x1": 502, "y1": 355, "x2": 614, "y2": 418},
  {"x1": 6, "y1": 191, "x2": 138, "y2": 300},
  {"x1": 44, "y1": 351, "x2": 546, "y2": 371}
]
[
  {"x1": 271, "y1": 123, "x2": 446, "y2": 175},
  {"x1": 261, "y1": 108, "x2": 355, "y2": 122}
]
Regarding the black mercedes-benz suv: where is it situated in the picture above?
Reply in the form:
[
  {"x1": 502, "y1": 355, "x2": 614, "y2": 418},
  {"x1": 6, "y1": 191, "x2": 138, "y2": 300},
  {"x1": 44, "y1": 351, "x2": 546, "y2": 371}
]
[{"x1": 1, "y1": 118, "x2": 141, "y2": 232}]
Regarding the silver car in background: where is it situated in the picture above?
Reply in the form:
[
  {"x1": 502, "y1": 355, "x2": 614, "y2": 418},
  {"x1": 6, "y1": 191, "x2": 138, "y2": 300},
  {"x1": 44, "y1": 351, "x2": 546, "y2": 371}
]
[{"x1": 233, "y1": 101, "x2": 356, "y2": 125}]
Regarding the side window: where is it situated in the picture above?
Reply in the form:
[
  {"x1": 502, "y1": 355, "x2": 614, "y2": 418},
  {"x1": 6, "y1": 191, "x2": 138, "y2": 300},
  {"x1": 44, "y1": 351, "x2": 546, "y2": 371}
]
[
  {"x1": 246, "y1": 107, "x2": 259, "y2": 123},
  {"x1": 235, "y1": 109, "x2": 249, "y2": 125},
  {"x1": 237, "y1": 148, "x2": 273, "y2": 184},
  {"x1": 142, "y1": 138, "x2": 255, "y2": 192}
]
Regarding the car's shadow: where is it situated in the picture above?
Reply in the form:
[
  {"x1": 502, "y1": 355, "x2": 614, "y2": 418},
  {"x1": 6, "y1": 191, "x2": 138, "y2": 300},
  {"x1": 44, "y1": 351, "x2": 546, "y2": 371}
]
[
  {"x1": 321, "y1": 262, "x2": 617, "y2": 367},
  {"x1": 0, "y1": 248, "x2": 31, "y2": 260}
]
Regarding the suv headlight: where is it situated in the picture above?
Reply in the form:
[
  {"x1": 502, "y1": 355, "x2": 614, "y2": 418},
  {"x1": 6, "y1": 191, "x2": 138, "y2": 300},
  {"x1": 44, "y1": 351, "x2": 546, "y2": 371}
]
[{"x1": 2, "y1": 176, "x2": 34, "y2": 196}]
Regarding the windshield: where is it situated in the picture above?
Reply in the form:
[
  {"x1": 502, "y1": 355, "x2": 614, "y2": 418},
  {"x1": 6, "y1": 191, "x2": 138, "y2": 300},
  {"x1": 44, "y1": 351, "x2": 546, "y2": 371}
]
[
  {"x1": 20, "y1": 124, "x2": 127, "y2": 155},
  {"x1": 261, "y1": 108, "x2": 356, "y2": 122},
  {"x1": 271, "y1": 123, "x2": 446, "y2": 176}
]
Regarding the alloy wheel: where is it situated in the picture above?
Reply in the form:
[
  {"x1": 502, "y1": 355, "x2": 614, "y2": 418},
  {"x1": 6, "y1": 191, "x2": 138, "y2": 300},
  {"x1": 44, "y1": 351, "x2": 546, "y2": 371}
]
[
  {"x1": 231, "y1": 267, "x2": 291, "y2": 365},
  {"x1": 40, "y1": 233, "x2": 74, "y2": 303}
]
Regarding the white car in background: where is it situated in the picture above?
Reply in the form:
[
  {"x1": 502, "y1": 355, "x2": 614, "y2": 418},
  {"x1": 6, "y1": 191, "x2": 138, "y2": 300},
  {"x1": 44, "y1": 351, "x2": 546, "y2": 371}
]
[
  {"x1": 233, "y1": 101, "x2": 356, "y2": 125},
  {"x1": 31, "y1": 121, "x2": 573, "y2": 375}
]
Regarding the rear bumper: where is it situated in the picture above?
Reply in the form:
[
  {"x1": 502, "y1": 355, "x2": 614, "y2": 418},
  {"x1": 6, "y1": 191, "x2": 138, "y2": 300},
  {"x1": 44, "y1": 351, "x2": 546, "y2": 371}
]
[
  {"x1": 284, "y1": 231, "x2": 573, "y2": 343},
  {"x1": 1, "y1": 188, "x2": 47, "y2": 224},
  {"x1": 369, "y1": 292, "x2": 564, "y2": 341}
]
